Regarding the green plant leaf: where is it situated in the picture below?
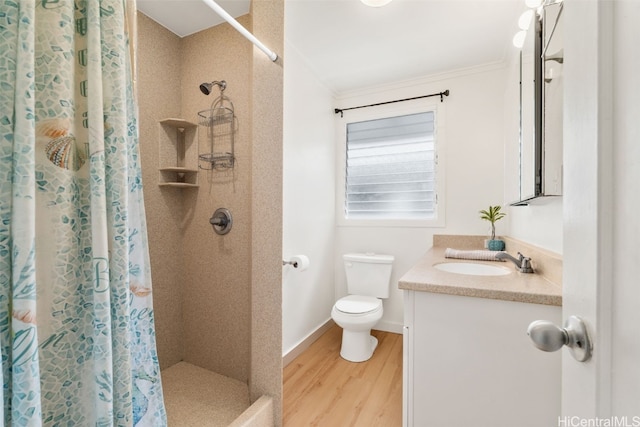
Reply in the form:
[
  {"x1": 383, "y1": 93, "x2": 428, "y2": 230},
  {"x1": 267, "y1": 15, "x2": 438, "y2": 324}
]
[{"x1": 479, "y1": 205, "x2": 505, "y2": 224}]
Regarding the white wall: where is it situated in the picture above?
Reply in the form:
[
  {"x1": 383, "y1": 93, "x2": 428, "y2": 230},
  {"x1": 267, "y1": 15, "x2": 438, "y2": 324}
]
[
  {"x1": 508, "y1": 198, "x2": 563, "y2": 254},
  {"x1": 282, "y1": 41, "x2": 336, "y2": 355},
  {"x1": 335, "y1": 65, "x2": 508, "y2": 333}
]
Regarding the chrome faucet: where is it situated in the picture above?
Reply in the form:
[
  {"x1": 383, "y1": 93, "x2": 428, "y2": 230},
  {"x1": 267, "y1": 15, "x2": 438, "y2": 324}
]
[{"x1": 496, "y1": 251, "x2": 534, "y2": 273}]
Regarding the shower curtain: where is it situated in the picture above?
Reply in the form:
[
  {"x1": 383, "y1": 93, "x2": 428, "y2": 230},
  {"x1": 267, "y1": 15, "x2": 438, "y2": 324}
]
[{"x1": 0, "y1": 1, "x2": 167, "y2": 425}]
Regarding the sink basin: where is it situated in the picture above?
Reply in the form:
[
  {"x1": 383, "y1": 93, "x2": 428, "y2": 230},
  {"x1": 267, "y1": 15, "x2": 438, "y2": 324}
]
[{"x1": 434, "y1": 262, "x2": 511, "y2": 276}]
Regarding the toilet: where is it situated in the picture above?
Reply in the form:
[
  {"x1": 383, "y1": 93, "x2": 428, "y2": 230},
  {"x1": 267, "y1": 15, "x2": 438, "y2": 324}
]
[{"x1": 331, "y1": 252, "x2": 394, "y2": 362}]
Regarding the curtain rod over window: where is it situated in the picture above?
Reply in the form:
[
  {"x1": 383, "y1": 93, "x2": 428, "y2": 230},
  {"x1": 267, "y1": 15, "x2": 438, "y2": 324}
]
[{"x1": 334, "y1": 90, "x2": 450, "y2": 117}]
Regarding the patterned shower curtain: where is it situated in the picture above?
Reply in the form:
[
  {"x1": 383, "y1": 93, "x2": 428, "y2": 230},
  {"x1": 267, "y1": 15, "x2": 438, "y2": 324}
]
[{"x1": 0, "y1": 1, "x2": 167, "y2": 425}]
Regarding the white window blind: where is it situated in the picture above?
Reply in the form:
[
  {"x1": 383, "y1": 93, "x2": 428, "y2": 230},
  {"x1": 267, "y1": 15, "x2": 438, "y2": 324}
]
[{"x1": 345, "y1": 111, "x2": 436, "y2": 220}]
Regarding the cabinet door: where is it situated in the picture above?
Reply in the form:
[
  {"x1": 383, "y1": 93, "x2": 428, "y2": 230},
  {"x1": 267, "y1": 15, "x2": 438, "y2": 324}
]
[{"x1": 405, "y1": 291, "x2": 561, "y2": 427}]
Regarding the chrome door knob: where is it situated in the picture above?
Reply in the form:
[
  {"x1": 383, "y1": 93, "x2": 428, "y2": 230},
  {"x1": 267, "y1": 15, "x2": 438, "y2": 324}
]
[
  {"x1": 527, "y1": 315, "x2": 592, "y2": 362},
  {"x1": 527, "y1": 320, "x2": 567, "y2": 352}
]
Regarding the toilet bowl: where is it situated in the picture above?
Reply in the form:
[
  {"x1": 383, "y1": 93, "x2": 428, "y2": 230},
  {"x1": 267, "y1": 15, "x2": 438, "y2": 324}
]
[
  {"x1": 331, "y1": 295, "x2": 383, "y2": 362},
  {"x1": 331, "y1": 252, "x2": 394, "y2": 362}
]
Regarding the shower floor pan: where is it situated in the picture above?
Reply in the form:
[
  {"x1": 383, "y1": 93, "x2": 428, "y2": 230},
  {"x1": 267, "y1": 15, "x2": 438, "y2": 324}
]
[{"x1": 162, "y1": 362, "x2": 273, "y2": 427}]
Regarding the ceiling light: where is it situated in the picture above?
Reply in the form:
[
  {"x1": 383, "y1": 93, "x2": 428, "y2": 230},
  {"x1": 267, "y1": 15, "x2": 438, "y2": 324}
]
[{"x1": 360, "y1": 0, "x2": 393, "y2": 7}]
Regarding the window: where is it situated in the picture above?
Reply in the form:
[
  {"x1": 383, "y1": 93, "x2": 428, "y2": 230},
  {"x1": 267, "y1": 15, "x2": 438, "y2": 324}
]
[{"x1": 338, "y1": 104, "x2": 444, "y2": 226}]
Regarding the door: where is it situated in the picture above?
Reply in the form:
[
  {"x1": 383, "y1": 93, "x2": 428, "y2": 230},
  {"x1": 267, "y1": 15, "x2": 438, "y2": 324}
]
[{"x1": 562, "y1": 0, "x2": 640, "y2": 418}]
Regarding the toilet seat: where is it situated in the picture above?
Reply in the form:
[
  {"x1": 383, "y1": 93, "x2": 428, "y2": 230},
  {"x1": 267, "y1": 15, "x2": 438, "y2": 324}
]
[{"x1": 334, "y1": 295, "x2": 381, "y2": 315}]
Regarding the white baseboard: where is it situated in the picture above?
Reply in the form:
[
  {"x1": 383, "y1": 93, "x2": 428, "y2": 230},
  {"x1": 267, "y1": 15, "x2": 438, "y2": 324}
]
[
  {"x1": 374, "y1": 320, "x2": 404, "y2": 335},
  {"x1": 282, "y1": 319, "x2": 403, "y2": 367},
  {"x1": 282, "y1": 319, "x2": 335, "y2": 367}
]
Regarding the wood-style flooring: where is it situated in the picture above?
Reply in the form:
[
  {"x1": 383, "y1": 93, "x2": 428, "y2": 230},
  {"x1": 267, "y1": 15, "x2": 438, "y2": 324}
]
[{"x1": 283, "y1": 325, "x2": 403, "y2": 427}]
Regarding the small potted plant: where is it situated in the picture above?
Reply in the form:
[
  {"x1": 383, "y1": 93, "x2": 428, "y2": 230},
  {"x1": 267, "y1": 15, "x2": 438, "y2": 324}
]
[{"x1": 479, "y1": 205, "x2": 506, "y2": 251}]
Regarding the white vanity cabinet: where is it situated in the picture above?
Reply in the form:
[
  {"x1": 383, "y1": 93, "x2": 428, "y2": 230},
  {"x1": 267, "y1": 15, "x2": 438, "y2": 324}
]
[{"x1": 403, "y1": 290, "x2": 561, "y2": 427}]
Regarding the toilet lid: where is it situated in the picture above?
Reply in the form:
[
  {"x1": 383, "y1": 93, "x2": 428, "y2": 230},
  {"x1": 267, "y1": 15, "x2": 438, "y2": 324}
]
[{"x1": 335, "y1": 295, "x2": 381, "y2": 314}]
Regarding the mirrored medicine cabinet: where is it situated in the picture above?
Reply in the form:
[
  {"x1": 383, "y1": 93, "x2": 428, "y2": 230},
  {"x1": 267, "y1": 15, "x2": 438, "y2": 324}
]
[{"x1": 513, "y1": 1, "x2": 563, "y2": 205}]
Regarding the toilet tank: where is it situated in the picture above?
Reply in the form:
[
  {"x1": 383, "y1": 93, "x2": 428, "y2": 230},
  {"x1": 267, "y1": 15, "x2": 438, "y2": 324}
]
[{"x1": 343, "y1": 253, "x2": 394, "y2": 298}]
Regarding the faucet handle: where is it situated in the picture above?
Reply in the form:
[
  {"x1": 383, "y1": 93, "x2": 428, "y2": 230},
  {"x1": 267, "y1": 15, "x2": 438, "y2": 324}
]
[
  {"x1": 517, "y1": 252, "x2": 526, "y2": 262},
  {"x1": 520, "y1": 257, "x2": 534, "y2": 273}
]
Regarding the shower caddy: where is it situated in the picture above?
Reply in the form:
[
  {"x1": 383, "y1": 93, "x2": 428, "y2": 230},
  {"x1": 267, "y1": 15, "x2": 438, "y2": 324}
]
[{"x1": 197, "y1": 81, "x2": 236, "y2": 170}]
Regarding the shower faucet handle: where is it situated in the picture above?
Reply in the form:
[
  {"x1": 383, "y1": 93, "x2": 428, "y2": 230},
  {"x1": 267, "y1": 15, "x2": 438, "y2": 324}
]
[{"x1": 209, "y1": 208, "x2": 232, "y2": 235}]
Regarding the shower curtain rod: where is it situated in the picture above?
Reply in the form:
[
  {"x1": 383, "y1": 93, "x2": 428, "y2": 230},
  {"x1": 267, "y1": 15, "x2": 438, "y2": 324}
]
[
  {"x1": 334, "y1": 90, "x2": 450, "y2": 117},
  {"x1": 201, "y1": 0, "x2": 278, "y2": 62}
]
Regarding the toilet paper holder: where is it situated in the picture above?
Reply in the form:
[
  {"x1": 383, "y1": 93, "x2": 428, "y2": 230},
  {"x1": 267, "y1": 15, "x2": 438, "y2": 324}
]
[
  {"x1": 282, "y1": 255, "x2": 309, "y2": 270},
  {"x1": 282, "y1": 259, "x2": 299, "y2": 267}
]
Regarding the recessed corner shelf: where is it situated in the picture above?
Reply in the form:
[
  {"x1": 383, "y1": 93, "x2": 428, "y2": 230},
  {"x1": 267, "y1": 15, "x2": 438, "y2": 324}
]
[
  {"x1": 158, "y1": 118, "x2": 199, "y2": 188},
  {"x1": 159, "y1": 167, "x2": 199, "y2": 173},
  {"x1": 160, "y1": 118, "x2": 197, "y2": 128},
  {"x1": 158, "y1": 182, "x2": 199, "y2": 188}
]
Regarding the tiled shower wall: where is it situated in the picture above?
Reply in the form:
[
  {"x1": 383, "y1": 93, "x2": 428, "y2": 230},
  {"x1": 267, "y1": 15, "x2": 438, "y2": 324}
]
[
  {"x1": 137, "y1": 13, "x2": 185, "y2": 369},
  {"x1": 249, "y1": 1, "x2": 284, "y2": 422},
  {"x1": 137, "y1": 4, "x2": 284, "y2": 422},
  {"x1": 138, "y1": 12, "x2": 253, "y2": 379},
  {"x1": 179, "y1": 16, "x2": 253, "y2": 383}
]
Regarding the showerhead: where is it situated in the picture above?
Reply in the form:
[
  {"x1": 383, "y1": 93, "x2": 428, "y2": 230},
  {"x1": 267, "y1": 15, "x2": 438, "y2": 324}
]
[
  {"x1": 200, "y1": 82, "x2": 213, "y2": 95},
  {"x1": 199, "y1": 80, "x2": 227, "y2": 95}
]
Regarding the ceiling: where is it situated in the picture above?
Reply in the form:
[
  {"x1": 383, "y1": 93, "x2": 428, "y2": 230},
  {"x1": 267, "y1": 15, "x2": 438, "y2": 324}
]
[
  {"x1": 136, "y1": 0, "x2": 250, "y2": 37},
  {"x1": 137, "y1": 0, "x2": 525, "y2": 93}
]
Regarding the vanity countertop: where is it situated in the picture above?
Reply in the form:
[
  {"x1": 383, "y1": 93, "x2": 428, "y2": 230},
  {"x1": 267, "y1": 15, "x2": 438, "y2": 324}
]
[{"x1": 398, "y1": 246, "x2": 562, "y2": 306}]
